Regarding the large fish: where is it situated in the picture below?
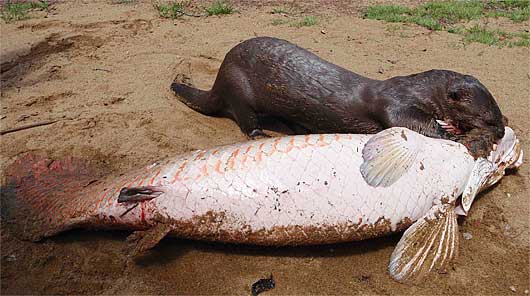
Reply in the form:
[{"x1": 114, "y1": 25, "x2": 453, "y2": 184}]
[{"x1": 1, "y1": 127, "x2": 523, "y2": 282}]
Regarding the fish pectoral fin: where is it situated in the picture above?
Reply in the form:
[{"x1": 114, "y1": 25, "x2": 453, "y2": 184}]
[
  {"x1": 118, "y1": 186, "x2": 164, "y2": 203},
  {"x1": 126, "y1": 223, "x2": 172, "y2": 257},
  {"x1": 360, "y1": 127, "x2": 424, "y2": 187},
  {"x1": 459, "y1": 157, "x2": 494, "y2": 215},
  {"x1": 388, "y1": 202, "x2": 459, "y2": 283}
]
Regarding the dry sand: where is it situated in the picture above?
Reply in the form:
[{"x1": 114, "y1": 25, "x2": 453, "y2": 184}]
[{"x1": 1, "y1": 1, "x2": 529, "y2": 295}]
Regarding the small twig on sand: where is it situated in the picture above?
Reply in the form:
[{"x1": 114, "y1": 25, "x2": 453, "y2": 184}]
[
  {"x1": 93, "y1": 68, "x2": 112, "y2": 73},
  {"x1": 0, "y1": 120, "x2": 58, "y2": 135},
  {"x1": 179, "y1": 11, "x2": 205, "y2": 17}
]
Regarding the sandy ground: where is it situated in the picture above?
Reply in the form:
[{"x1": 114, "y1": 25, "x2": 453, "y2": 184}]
[{"x1": 1, "y1": 1, "x2": 529, "y2": 295}]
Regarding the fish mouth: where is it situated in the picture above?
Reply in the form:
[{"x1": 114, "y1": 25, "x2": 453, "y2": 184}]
[
  {"x1": 484, "y1": 126, "x2": 523, "y2": 187},
  {"x1": 456, "y1": 126, "x2": 522, "y2": 216}
]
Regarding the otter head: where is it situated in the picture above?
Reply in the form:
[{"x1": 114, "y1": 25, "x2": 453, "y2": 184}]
[{"x1": 439, "y1": 75, "x2": 506, "y2": 156}]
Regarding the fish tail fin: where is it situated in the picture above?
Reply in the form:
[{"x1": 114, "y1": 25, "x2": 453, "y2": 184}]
[{"x1": 1, "y1": 154, "x2": 100, "y2": 241}]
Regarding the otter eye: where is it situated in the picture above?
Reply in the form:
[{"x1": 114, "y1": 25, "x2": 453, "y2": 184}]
[{"x1": 448, "y1": 91, "x2": 460, "y2": 101}]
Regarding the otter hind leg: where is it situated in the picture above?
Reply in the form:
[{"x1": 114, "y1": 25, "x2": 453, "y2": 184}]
[
  {"x1": 218, "y1": 68, "x2": 270, "y2": 138},
  {"x1": 227, "y1": 101, "x2": 268, "y2": 138}
]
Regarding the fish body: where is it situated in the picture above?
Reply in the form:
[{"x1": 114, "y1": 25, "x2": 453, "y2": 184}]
[
  {"x1": 95, "y1": 132, "x2": 471, "y2": 244},
  {"x1": 2, "y1": 127, "x2": 522, "y2": 282}
]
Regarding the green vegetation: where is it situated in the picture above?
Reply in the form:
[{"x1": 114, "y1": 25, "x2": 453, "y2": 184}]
[
  {"x1": 366, "y1": 5, "x2": 411, "y2": 23},
  {"x1": 365, "y1": 1, "x2": 530, "y2": 46},
  {"x1": 154, "y1": 1, "x2": 235, "y2": 19},
  {"x1": 271, "y1": 8, "x2": 289, "y2": 15},
  {"x1": 366, "y1": 1, "x2": 529, "y2": 28},
  {"x1": 271, "y1": 15, "x2": 318, "y2": 28},
  {"x1": 1, "y1": 1, "x2": 49, "y2": 23},
  {"x1": 271, "y1": 18, "x2": 289, "y2": 26},
  {"x1": 205, "y1": 1, "x2": 235, "y2": 16},
  {"x1": 154, "y1": 2, "x2": 187, "y2": 19},
  {"x1": 508, "y1": 33, "x2": 530, "y2": 47},
  {"x1": 445, "y1": 25, "x2": 530, "y2": 47},
  {"x1": 485, "y1": 0, "x2": 530, "y2": 21},
  {"x1": 463, "y1": 25, "x2": 501, "y2": 45},
  {"x1": 291, "y1": 15, "x2": 317, "y2": 27}
]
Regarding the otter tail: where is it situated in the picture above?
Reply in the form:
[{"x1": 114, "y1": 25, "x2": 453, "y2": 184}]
[
  {"x1": 1, "y1": 154, "x2": 100, "y2": 241},
  {"x1": 171, "y1": 81, "x2": 221, "y2": 115}
]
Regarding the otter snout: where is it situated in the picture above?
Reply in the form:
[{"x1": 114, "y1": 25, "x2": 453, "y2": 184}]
[{"x1": 494, "y1": 125, "x2": 505, "y2": 140}]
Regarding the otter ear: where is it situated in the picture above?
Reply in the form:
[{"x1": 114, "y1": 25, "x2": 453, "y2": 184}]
[{"x1": 448, "y1": 80, "x2": 474, "y2": 102}]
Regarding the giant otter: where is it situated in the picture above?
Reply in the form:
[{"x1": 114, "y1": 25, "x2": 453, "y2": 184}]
[{"x1": 171, "y1": 37, "x2": 506, "y2": 158}]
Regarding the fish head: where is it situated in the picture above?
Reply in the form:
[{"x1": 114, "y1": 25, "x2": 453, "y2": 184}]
[
  {"x1": 484, "y1": 126, "x2": 523, "y2": 186},
  {"x1": 457, "y1": 126, "x2": 523, "y2": 215}
]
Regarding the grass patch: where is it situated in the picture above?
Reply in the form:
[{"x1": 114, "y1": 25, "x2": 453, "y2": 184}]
[
  {"x1": 154, "y1": 1, "x2": 188, "y2": 19},
  {"x1": 271, "y1": 8, "x2": 289, "y2": 15},
  {"x1": 291, "y1": 15, "x2": 317, "y2": 27},
  {"x1": 205, "y1": 1, "x2": 235, "y2": 16},
  {"x1": 366, "y1": 5, "x2": 413, "y2": 23},
  {"x1": 366, "y1": 1, "x2": 530, "y2": 30},
  {"x1": 271, "y1": 18, "x2": 289, "y2": 26},
  {"x1": 447, "y1": 26, "x2": 464, "y2": 34},
  {"x1": 506, "y1": 31, "x2": 530, "y2": 47},
  {"x1": 417, "y1": 1, "x2": 484, "y2": 22},
  {"x1": 463, "y1": 25, "x2": 500, "y2": 45},
  {"x1": 461, "y1": 25, "x2": 530, "y2": 47},
  {"x1": 1, "y1": 1, "x2": 49, "y2": 23},
  {"x1": 409, "y1": 15, "x2": 442, "y2": 30},
  {"x1": 365, "y1": 2, "x2": 485, "y2": 31},
  {"x1": 154, "y1": 1, "x2": 235, "y2": 18},
  {"x1": 365, "y1": 1, "x2": 529, "y2": 47},
  {"x1": 486, "y1": 0, "x2": 530, "y2": 22}
]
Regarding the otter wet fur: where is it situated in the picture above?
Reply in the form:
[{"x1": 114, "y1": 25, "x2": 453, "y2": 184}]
[{"x1": 171, "y1": 37, "x2": 506, "y2": 158}]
